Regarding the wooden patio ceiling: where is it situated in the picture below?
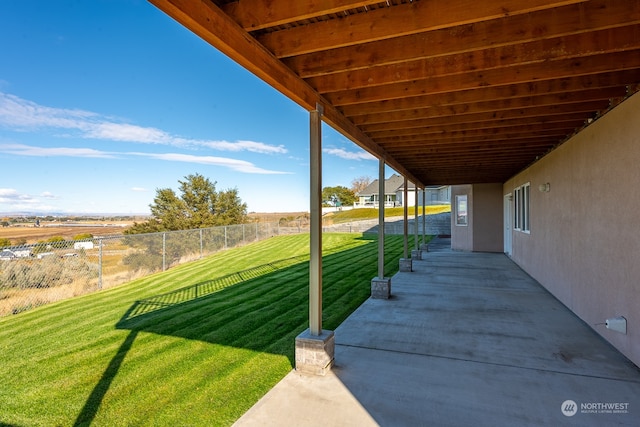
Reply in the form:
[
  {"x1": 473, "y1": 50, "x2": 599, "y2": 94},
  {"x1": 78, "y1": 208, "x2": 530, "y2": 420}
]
[{"x1": 149, "y1": 0, "x2": 640, "y2": 187}]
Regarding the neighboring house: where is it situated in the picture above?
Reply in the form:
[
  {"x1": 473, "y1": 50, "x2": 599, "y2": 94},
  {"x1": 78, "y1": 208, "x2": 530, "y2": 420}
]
[
  {"x1": 0, "y1": 247, "x2": 31, "y2": 260},
  {"x1": 74, "y1": 241, "x2": 94, "y2": 250},
  {"x1": 356, "y1": 174, "x2": 450, "y2": 207},
  {"x1": 12, "y1": 247, "x2": 32, "y2": 258},
  {"x1": 0, "y1": 249, "x2": 16, "y2": 261}
]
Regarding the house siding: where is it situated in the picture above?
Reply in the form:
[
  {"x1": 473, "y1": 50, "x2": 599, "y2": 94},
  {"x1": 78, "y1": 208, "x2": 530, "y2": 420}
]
[{"x1": 504, "y1": 90, "x2": 640, "y2": 368}]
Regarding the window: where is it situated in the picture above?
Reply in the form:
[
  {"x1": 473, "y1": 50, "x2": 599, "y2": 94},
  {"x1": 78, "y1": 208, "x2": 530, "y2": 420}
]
[
  {"x1": 514, "y1": 187, "x2": 521, "y2": 230},
  {"x1": 513, "y1": 183, "x2": 530, "y2": 233},
  {"x1": 455, "y1": 195, "x2": 468, "y2": 226}
]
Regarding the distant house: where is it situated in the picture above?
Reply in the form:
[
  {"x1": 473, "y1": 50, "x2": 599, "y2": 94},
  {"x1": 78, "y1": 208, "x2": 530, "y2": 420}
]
[
  {"x1": 356, "y1": 174, "x2": 450, "y2": 207},
  {"x1": 0, "y1": 249, "x2": 16, "y2": 261},
  {"x1": 0, "y1": 247, "x2": 32, "y2": 260},
  {"x1": 74, "y1": 241, "x2": 94, "y2": 250}
]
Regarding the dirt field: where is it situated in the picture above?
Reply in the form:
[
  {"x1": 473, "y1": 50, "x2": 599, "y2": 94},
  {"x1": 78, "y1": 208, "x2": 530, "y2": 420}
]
[
  {"x1": 1, "y1": 213, "x2": 308, "y2": 245},
  {"x1": 0, "y1": 223, "x2": 132, "y2": 245}
]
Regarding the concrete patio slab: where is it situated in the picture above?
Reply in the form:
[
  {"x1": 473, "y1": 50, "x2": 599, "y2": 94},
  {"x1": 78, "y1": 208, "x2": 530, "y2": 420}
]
[{"x1": 233, "y1": 238, "x2": 640, "y2": 426}]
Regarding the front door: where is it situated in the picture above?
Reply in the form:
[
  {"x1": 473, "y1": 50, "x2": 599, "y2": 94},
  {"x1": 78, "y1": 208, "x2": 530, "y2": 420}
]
[{"x1": 504, "y1": 194, "x2": 512, "y2": 255}]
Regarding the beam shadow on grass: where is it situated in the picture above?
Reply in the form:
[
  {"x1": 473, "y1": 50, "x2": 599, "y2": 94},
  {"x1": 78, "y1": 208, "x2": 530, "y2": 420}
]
[{"x1": 76, "y1": 234, "x2": 404, "y2": 426}]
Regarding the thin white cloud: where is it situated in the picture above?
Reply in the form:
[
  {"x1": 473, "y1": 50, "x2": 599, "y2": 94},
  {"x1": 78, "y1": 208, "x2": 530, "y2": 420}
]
[
  {"x1": 0, "y1": 92, "x2": 287, "y2": 154},
  {"x1": 200, "y1": 139, "x2": 287, "y2": 154},
  {"x1": 40, "y1": 192, "x2": 57, "y2": 199},
  {"x1": 84, "y1": 122, "x2": 175, "y2": 145},
  {"x1": 0, "y1": 92, "x2": 100, "y2": 130},
  {"x1": 0, "y1": 188, "x2": 38, "y2": 204},
  {"x1": 135, "y1": 152, "x2": 292, "y2": 175},
  {"x1": 0, "y1": 143, "x2": 116, "y2": 158},
  {"x1": 0, "y1": 143, "x2": 291, "y2": 175},
  {"x1": 323, "y1": 147, "x2": 376, "y2": 161}
]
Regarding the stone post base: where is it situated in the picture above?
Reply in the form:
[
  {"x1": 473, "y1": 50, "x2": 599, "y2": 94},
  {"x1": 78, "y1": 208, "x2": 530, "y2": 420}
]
[
  {"x1": 295, "y1": 329, "x2": 335, "y2": 376},
  {"x1": 420, "y1": 243, "x2": 429, "y2": 252},
  {"x1": 371, "y1": 276, "x2": 391, "y2": 299},
  {"x1": 411, "y1": 249, "x2": 423, "y2": 260},
  {"x1": 399, "y1": 258, "x2": 413, "y2": 272}
]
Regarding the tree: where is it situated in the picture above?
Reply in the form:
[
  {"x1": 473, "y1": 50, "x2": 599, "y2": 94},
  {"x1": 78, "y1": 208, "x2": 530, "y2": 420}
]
[
  {"x1": 126, "y1": 173, "x2": 248, "y2": 234},
  {"x1": 351, "y1": 176, "x2": 372, "y2": 195},
  {"x1": 322, "y1": 186, "x2": 356, "y2": 207}
]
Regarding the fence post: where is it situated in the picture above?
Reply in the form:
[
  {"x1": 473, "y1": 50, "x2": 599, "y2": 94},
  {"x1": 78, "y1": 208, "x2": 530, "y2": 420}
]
[
  {"x1": 242, "y1": 224, "x2": 245, "y2": 244},
  {"x1": 255, "y1": 222, "x2": 259, "y2": 241},
  {"x1": 98, "y1": 238, "x2": 103, "y2": 290},
  {"x1": 200, "y1": 229, "x2": 203, "y2": 259},
  {"x1": 224, "y1": 226, "x2": 228, "y2": 249},
  {"x1": 162, "y1": 232, "x2": 166, "y2": 272}
]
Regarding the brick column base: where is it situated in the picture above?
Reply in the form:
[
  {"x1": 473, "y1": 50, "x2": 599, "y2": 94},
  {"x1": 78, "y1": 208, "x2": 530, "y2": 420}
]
[
  {"x1": 420, "y1": 243, "x2": 429, "y2": 252},
  {"x1": 411, "y1": 249, "x2": 423, "y2": 260},
  {"x1": 295, "y1": 329, "x2": 335, "y2": 376},
  {"x1": 371, "y1": 276, "x2": 391, "y2": 299},
  {"x1": 399, "y1": 258, "x2": 413, "y2": 272}
]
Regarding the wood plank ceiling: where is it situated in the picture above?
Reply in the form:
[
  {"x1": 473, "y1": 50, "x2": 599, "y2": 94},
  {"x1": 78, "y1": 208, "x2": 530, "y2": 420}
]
[{"x1": 149, "y1": 0, "x2": 640, "y2": 187}]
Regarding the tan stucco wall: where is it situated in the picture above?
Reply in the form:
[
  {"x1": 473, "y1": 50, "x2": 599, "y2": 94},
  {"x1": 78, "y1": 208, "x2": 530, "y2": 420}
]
[
  {"x1": 504, "y1": 91, "x2": 640, "y2": 368},
  {"x1": 472, "y1": 183, "x2": 503, "y2": 252},
  {"x1": 451, "y1": 184, "x2": 503, "y2": 252},
  {"x1": 451, "y1": 185, "x2": 472, "y2": 251}
]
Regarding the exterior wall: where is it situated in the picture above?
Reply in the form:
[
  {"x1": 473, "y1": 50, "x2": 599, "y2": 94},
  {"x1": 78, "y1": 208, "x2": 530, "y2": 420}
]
[
  {"x1": 472, "y1": 183, "x2": 503, "y2": 252},
  {"x1": 425, "y1": 187, "x2": 451, "y2": 205},
  {"x1": 451, "y1": 185, "x2": 472, "y2": 251},
  {"x1": 451, "y1": 184, "x2": 503, "y2": 252},
  {"x1": 504, "y1": 91, "x2": 640, "y2": 368}
]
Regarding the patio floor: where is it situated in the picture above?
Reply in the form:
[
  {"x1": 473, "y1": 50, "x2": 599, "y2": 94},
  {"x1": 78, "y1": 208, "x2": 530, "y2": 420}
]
[{"x1": 234, "y1": 238, "x2": 640, "y2": 426}]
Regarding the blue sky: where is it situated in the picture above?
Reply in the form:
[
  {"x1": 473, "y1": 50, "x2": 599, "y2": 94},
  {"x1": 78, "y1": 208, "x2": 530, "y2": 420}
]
[{"x1": 0, "y1": 0, "x2": 384, "y2": 215}]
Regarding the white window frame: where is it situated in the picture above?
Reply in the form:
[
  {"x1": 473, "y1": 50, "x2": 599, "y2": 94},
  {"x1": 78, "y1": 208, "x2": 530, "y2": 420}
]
[
  {"x1": 455, "y1": 195, "x2": 468, "y2": 226},
  {"x1": 513, "y1": 183, "x2": 530, "y2": 234}
]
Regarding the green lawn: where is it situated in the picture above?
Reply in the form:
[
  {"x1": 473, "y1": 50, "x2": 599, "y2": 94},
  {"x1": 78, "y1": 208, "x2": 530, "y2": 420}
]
[
  {"x1": 327, "y1": 205, "x2": 451, "y2": 223},
  {"x1": 0, "y1": 232, "x2": 422, "y2": 426}
]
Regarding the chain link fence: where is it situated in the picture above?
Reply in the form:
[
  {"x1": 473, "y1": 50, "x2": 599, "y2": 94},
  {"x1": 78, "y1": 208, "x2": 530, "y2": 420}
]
[
  {"x1": 0, "y1": 221, "x2": 305, "y2": 317},
  {"x1": 0, "y1": 214, "x2": 449, "y2": 317}
]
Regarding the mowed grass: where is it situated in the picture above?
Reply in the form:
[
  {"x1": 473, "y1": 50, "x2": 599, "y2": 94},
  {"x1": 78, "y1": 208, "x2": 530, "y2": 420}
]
[
  {"x1": 327, "y1": 205, "x2": 451, "y2": 223},
  {"x1": 0, "y1": 233, "x2": 414, "y2": 427}
]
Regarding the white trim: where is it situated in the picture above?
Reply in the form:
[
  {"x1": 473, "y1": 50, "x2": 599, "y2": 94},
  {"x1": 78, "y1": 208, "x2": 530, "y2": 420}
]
[
  {"x1": 455, "y1": 194, "x2": 468, "y2": 226},
  {"x1": 513, "y1": 183, "x2": 530, "y2": 234}
]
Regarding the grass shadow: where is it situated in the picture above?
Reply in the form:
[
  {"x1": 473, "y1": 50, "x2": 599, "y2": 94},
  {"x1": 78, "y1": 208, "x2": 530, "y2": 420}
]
[{"x1": 77, "y1": 233, "x2": 405, "y2": 426}]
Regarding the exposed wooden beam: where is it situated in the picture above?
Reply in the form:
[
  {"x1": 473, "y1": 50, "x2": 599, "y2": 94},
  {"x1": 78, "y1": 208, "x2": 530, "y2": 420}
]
[
  {"x1": 339, "y1": 72, "x2": 640, "y2": 116},
  {"x1": 377, "y1": 129, "x2": 569, "y2": 144},
  {"x1": 379, "y1": 135, "x2": 562, "y2": 146},
  {"x1": 223, "y1": 0, "x2": 383, "y2": 31},
  {"x1": 148, "y1": 0, "x2": 422, "y2": 186},
  {"x1": 258, "y1": 0, "x2": 586, "y2": 58},
  {"x1": 307, "y1": 26, "x2": 640, "y2": 93},
  {"x1": 367, "y1": 120, "x2": 583, "y2": 139},
  {"x1": 327, "y1": 51, "x2": 640, "y2": 105},
  {"x1": 360, "y1": 112, "x2": 595, "y2": 134},
  {"x1": 388, "y1": 141, "x2": 559, "y2": 155},
  {"x1": 359, "y1": 98, "x2": 609, "y2": 132},
  {"x1": 286, "y1": 0, "x2": 640, "y2": 78}
]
